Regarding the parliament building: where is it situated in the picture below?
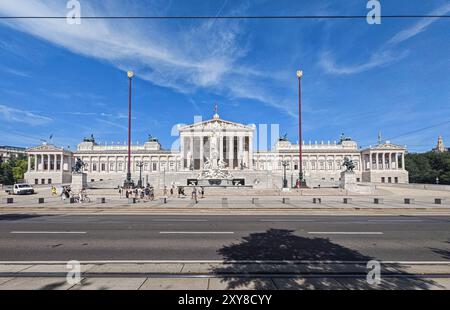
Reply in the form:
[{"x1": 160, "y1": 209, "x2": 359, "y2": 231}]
[{"x1": 24, "y1": 110, "x2": 409, "y2": 189}]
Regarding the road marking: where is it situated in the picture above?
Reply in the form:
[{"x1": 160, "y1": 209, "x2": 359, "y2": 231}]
[
  {"x1": 152, "y1": 219, "x2": 208, "y2": 222},
  {"x1": 367, "y1": 220, "x2": 423, "y2": 222},
  {"x1": 159, "y1": 231, "x2": 234, "y2": 234},
  {"x1": 10, "y1": 231, "x2": 87, "y2": 234},
  {"x1": 308, "y1": 232, "x2": 383, "y2": 235},
  {"x1": 260, "y1": 219, "x2": 314, "y2": 222},
  {"x1": 0, "y1": 260, "x2": 449, "y2": 264}
]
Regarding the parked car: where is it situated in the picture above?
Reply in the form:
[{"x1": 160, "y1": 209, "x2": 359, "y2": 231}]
[{"x1": 12, "y1": 183, "x2": 35, "y2": 195}]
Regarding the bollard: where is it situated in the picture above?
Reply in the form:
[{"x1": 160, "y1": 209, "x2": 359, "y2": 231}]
[
  {"x1": 2, "y1": 197, "x2": 14, "y2": 204},
  {"x1": 373, "y1": 198, "x2": 384, "y2": 204},
  {"x1": 160, "y1": 197, "x2": 167, "y2": 204},
  {"x1": 128, "y1": 198, "x2": 136, "y2": 204},
  {"x1": 282, "y1": 197, "x2": 290, "y2": 204},
  {"x1": 404, "y1": 198, "x2": 414, "y2": 204},
  {"x1": 252, "y1": 198, "x2": 259, "y2": 204},
  {"x1": 96, "y1": 197, "x2": 106, "y2": 204},
  {"x1": 343, "y1": 198, "x2": 352, "y2": 204},
  {"x1": 434, "y1": 198, "x2": 445, "y2": 205},
  {"x1": 313, "y1": 198, "x2": 321, "y2": 204},
  {"x1": 38, "y1": 198, "x2": 45, "y2": 204}
]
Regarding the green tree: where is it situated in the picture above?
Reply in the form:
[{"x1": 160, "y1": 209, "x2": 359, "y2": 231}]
[
  {"x1": 405, "y1": 152, "x2": 450, "y2": 185},
  {"x1": 0, "y1": 156, "x2": 27, "y2": 185}
]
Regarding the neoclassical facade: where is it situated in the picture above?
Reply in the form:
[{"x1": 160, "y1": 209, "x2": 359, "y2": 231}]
[{"x1": 24, "y1": 111, "x2": 409, "y2": 188}]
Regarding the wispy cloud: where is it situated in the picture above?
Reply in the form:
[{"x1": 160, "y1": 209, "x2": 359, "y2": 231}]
[
  {"x1": 0, "y1": 0, "x2": 298, "y2": 116},
  {"x1": 386, "y1": 3, "x2": 450, "y2": 46},
  {"x1": 0, "y1": 104, "x2": 53, "y2": 125},
  {"x1": 320, "y1": 3, "x2": 450, "y2": 75}
]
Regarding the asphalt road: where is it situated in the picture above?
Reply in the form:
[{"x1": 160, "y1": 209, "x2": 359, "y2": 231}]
[{"x1": 0, "y1": 214, "x2": 449, "y2": 262}]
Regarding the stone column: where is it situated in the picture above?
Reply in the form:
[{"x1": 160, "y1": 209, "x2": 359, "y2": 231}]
[
  {"x1": 200, "y1": 136, "x2": 204, "y2": 169},
  {"x1": 28, "y1": 155, "x2": 32, "y2": 172},
  {"x1": 229, "y1": 135, "x2": 234, "y2": 169},
  {"x1": 53, "y1": 155, "x2": 57, "y2": 172},
  {"x1": 238, "y1": 135, "x2": 243, "y2": 168},
  {"x1": 248, "y1": 136, "x2": 253, "y2": 169},
  {"x1": 219, "y1": 135, "x2": 224, "y2": 161},
  {"x1": 34, "y1": 154, "x2": 37, "y2": 171},
  {"x1": 46, "y1": 154, "x2": 50, "y2": 172},
  {"x1": 401, "y1": 153, "x2": 405, "y2": 170}
]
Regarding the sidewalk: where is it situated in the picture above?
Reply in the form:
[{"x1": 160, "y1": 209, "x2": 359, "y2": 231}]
[{"x1": 0, "y1": 262, "x2": 449, "y2": 290}]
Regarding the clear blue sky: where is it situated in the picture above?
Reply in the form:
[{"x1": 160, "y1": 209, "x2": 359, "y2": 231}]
[{"x1": 0, "y1": 0, "x2": 449, "y2": 152}]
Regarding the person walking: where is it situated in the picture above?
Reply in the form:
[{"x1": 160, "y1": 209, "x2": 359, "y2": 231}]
[
  {"x1": 51, "y1": 186, "x2": 57, "y2": 197},
  {"x1": 200, "y1": 186, "x2": 205, "y2": 199},
  {"x1": 192, "y1": 187, "x2": 198, "y2": 204}
]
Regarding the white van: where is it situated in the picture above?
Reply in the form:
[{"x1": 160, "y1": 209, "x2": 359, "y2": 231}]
[{"x1": 13, "y1": 183, "x2": 35, "y2": 195}]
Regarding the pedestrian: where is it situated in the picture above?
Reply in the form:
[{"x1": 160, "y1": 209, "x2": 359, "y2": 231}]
[
  {"x1": 51, "y1": 186, "x2": 57, "y2": 196},
  {"x1": 150, "y1": 186, "x2": 154, "y2": 201},
  {"x1": 118, "y1": 186, "x2": 123, "y2": 197},
  {"x1": 192, "y1": 187, "x2": 198, "y2": 204},
  {"x1": 200, "y1": 187, "x2": 204, "y2": 199},
  {"x1": 125, "y1": 189, "x2": 129, "y2": 199},
  {"x1": 60, "y1": 186, "x2": 66, "y2": 201}
]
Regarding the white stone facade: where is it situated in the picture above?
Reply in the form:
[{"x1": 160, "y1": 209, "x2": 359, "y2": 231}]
[{"x1": 24, "y1": 113, "x2": 409, "y2": 188}]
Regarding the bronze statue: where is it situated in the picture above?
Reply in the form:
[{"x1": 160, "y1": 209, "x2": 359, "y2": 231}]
[
  {"x1": 342, "y1": 157, "x2": 355, "y2": 172},
  {"x1": 72, "y1": 158, "x2": 86, "y2": 173}
]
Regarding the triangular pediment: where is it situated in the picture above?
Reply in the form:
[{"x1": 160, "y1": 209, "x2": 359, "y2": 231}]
[
  {"x1": 179, "y1": 118, "x2": 255, "y2": 131},
  {"x1": 27, "y1": 144, "x2": 64, "y2": 152},
  {"x1": 367, "y1": 143, "x2": 405, "y2": 150}
]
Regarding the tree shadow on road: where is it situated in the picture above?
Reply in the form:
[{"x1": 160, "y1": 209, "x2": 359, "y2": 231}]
[
  {"x1": 212, "y1": 229, "x2": 441, "y2": 290},
  {"x1": 0, "y1": 214, "x2": 51, "y2": 221},
  {"x1": 430, "y1": 241, "x2": 450, "y2": 260}
]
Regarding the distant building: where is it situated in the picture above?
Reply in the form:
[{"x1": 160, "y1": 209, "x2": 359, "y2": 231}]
[
  {"x1": 432, "y1": 136, "x2": 449, "y2": 153},
  {"x1": 0, "y1": 146, "x2": 26, "y2": 163}
]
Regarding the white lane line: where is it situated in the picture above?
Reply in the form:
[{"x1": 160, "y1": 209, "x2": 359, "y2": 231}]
[
  {"x1": 10, "y1": 231, "x2": 87, "y2": 234},
  {"x1": 308, "y1": 232, "x2": 383, "y2": 235},
  {"x1": 260, "y1": 219, "x2": 314, "y2": 222},
  {"x1": 159, "y1": 231, "x2": 234, "y2": 234},
  {"x1": 152, "y1": 219, "x2": 208, "y2": 222},
  {"x1": 1, "y1": 260, "x2": 449, "y2": 264},
  {"x1": 368, "y1": 220, "x2": 423, "y2": 222}
]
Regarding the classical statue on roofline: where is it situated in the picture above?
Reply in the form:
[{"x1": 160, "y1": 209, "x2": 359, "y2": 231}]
[
  {"x1": 279, "y1": 133, "x2": 289, "y2": 142},
  {"x1": 83, "y1": 134, "x2": 95, "y2": 143}
]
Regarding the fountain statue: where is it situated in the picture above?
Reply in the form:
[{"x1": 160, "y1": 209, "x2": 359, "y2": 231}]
[{"x1": 197, "y1": 131, "x2": 233, "y2": 183}]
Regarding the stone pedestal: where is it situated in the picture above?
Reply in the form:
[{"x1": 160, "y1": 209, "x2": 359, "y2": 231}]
[
  {"x1": 71, "y1": 173, "x2": 87, "y2": 192},
  {"x1": 340, "y1": 171, "x2": 356, "y2": 189}
]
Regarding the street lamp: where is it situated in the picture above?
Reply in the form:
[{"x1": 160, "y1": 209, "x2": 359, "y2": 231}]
[
  {"x1": 136, "y1": 161, "x2": 144, "y2": 188},
  {"x1": 297, "y1": 70, "x2": 304, "y2": 188},
  {"x1": 282, "y1": 161, "x2": 288, "y2": 189},
  {"x1": 124, "y1": 70, "x2": 135, "y2": 188}
]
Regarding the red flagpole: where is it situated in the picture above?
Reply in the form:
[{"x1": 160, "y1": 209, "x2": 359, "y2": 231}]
[{"x1": 297, "y1": 70, "x2": 303, "y2": 188}]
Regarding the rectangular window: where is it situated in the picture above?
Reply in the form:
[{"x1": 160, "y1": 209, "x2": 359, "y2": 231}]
[
  {"x1": 35, "y1": 179, "x2": 38, "y2": 185},
  {"x1": 388, "y1": 177, "x2": 392, "y2": 183},
  {"x1": 381, "y1": 177, "x2": 385, "y2": 183},
  {"x1": 41, "y1": 179, "x2": 45, "y2": 184},
  {"x1": 92, "y1": 163, "x2": 97, "y2": 171},
  {"x1": 48, "y1": 179, "x2": 52, "y2": 184},
  {"x1": 101, "y1": 163, "x2": 106, "y2": 171},
  {"x1": 395, "y1": 177, "x2": 398, "y2": 183}
]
